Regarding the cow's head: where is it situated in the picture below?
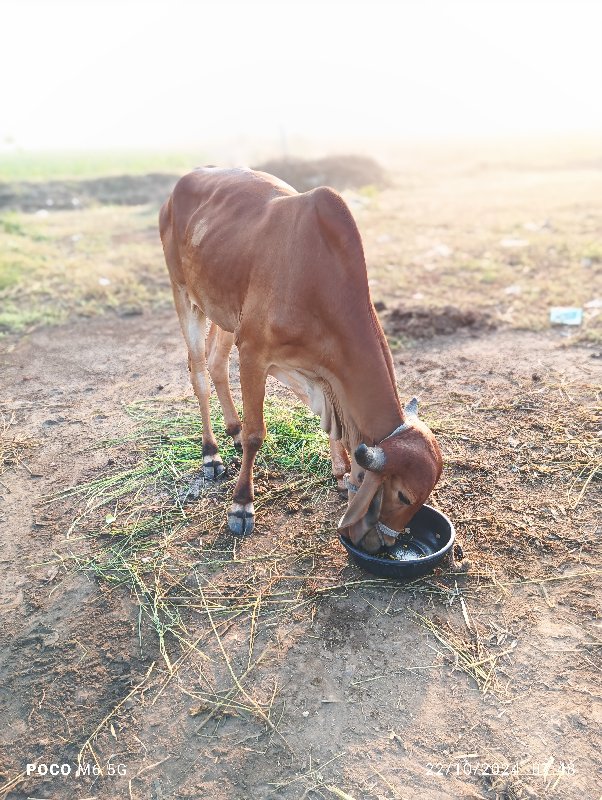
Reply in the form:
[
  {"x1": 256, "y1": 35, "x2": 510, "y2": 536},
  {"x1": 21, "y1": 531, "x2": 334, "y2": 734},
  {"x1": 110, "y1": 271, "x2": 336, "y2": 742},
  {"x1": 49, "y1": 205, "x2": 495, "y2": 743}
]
[{"x1": 338, "y1": 398, "x2": 442, "y2": 553}]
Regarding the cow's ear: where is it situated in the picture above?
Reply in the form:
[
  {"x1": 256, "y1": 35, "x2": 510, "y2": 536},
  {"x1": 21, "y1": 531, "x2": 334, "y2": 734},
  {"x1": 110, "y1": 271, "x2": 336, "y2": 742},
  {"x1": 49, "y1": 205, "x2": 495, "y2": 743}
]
[{"x1": 338, "y1": 470, "x2": 383, "y2": 534}]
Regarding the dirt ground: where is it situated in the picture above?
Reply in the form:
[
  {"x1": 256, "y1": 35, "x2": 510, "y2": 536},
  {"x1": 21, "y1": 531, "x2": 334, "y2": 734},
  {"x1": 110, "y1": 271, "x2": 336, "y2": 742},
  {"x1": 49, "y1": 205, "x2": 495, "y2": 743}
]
[{"x1": 1, "y1": 307, "x2": 600, "y2": 800}]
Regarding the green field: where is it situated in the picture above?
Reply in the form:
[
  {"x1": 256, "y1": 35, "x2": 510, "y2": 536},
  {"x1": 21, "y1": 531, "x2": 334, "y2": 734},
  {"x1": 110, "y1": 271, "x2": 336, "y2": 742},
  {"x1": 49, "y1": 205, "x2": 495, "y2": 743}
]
[{"x1": 0, "y1": 149, "x2": 205, "y2": 182}]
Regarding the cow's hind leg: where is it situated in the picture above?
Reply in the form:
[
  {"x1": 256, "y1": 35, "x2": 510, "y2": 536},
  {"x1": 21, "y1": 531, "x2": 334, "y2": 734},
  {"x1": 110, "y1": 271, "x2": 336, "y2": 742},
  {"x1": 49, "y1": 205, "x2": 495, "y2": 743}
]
[
  {"x1": 172, "y1": 286, "x2": 225, "y2": 483},
  {"x1": 227, "y1": 347, "x2": 267, "y2": 536},
  {"x1": 206, "y1": 323, "x2": 243, "y2": 451}
]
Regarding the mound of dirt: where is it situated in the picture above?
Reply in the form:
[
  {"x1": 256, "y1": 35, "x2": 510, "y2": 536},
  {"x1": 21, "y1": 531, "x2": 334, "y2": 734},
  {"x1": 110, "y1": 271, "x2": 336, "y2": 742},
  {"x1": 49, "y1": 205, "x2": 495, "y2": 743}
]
[
  {"x1": 384, "y1": 304, "x2": 494, "y2": 339},
  {"x1": 0, "y1": 156, "x2": 387, "y2": 212},
  {"x1": 252, "y1": 154, "x2": 388, "y2": 192},
  {"x1": 0, "y1": 173, "x2": 179, "y2": 212}
]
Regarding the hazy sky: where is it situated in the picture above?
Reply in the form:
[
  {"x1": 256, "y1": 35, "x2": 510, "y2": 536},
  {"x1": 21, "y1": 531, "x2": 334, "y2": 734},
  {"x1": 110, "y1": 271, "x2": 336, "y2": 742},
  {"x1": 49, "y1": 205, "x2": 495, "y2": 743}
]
[{"x1": 3, "y1": 0, "x2": 602, "y2": 150}]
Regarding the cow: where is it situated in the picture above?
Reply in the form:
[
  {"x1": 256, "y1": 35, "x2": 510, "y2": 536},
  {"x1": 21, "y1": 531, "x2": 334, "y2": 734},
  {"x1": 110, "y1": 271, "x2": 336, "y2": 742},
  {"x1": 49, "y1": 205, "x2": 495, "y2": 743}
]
[{"x1": 159, "y1": 167, "x2": 442, "y2": 554}]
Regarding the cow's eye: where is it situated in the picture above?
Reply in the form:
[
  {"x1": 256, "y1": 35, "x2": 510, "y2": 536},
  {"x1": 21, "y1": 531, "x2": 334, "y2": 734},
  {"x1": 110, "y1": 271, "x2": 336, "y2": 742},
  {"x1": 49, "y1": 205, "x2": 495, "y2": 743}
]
[{"x1": 398, "y1": 490, "x2": 411, "y2": 505}]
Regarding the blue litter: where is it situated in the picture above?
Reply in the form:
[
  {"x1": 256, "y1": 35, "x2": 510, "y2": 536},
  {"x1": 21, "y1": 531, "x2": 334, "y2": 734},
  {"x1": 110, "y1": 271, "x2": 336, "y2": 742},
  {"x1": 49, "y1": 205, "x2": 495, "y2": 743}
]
[{"x1": 549, "y1": 307, "x2": 583, "y2": 326}]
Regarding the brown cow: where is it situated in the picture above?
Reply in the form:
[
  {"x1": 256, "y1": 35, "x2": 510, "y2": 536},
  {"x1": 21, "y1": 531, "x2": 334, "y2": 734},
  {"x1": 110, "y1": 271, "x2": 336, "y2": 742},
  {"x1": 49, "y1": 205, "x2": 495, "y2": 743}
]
[{"x1": 159, "y1": 167, "x2": 442, "y2": 553}]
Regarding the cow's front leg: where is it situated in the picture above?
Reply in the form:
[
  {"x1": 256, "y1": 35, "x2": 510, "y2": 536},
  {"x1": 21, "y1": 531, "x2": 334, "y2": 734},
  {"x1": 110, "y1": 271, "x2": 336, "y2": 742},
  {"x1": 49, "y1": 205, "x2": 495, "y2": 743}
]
[
  {"x1": 228, "y1": 353, "x2": 267, "y2": 536},
  {"x1": 330, "y1": 437, "x2": 351, "y2": 490}
]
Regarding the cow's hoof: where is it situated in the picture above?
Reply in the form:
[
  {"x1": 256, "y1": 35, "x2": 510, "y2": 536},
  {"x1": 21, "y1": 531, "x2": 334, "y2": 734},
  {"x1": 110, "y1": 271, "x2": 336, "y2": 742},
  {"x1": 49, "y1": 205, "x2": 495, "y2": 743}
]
[
  {"x1": 227, "y1": 502, "x2": 255, "y2": 536},
  {"x1": 203, "y1": 455, "x2": 225, "y2": 480}
]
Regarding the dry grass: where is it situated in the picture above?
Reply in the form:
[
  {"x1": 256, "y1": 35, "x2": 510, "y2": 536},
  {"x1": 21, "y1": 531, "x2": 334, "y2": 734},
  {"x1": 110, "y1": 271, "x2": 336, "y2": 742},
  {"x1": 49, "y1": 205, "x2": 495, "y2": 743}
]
[
  {"x1": 42, "y1": 397, "x2": 342, "y2": 663},
  {"x1": 428, "y1": 375, "x2": 601, "y2": 570},
  {"x1": 0, "y1": 413, "x2": 37, "y2": 475},
  {"x1": 0, "y1": 205, "x2": 170, "y2": 333},
  {"x1": 411, "y1": 610, "x2": 510, "y2": 695}
]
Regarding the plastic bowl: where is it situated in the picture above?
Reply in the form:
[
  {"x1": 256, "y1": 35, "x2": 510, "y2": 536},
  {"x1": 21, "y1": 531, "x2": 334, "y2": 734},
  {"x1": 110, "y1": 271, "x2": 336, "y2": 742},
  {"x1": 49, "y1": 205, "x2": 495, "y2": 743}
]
[{"x1": 338, "y1": 504, "x2": 455, "y2": 579}]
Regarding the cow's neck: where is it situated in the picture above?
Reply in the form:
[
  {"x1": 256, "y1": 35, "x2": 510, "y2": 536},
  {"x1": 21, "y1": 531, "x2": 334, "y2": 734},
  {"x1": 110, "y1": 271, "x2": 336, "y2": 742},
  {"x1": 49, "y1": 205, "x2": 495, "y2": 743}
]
[
  {"x1": 280, "y1": 352, "x2": 401, "y2": 454},
  {"x1": 314, "y1": 319, "x2": 402, "y2": 452},
  {"x1": 335, "y1": 361, "x2": 402, "y2": 453}
]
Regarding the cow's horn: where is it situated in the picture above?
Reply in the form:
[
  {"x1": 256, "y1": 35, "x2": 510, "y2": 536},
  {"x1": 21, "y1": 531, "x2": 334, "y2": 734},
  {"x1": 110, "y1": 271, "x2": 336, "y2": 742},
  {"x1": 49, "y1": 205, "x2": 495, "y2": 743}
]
[
  {"x1": 383, "y1": 397, "x2": 419, "y2": 440},
  {"x1": 404, "y1": 396, "x2": 419, "y2": 418},
  {"x1": 354, "y1": 443, "x2": 386, "y2": 472}
]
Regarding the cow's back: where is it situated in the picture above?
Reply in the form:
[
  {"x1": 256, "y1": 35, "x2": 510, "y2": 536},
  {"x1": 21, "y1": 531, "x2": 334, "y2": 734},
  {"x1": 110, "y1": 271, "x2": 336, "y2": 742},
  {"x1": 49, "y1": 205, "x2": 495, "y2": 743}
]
[{"x1": 160, "y1": 166, "x2": 370, "y2": 346}]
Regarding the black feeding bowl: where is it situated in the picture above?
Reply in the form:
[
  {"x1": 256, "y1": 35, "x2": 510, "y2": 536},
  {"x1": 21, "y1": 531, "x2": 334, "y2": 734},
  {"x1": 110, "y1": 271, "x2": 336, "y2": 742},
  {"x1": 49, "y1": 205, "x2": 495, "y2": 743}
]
[{"x1": 339, "y1": 504, "x2": 455, "y2": 579}]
